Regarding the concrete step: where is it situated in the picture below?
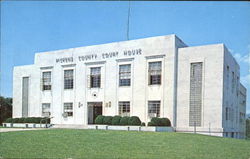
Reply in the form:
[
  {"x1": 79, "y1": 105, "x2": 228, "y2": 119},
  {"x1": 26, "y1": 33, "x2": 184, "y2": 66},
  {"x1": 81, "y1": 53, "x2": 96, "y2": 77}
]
[{"x1": 50, "y1": 124, "x2": 88, "y2": 129}]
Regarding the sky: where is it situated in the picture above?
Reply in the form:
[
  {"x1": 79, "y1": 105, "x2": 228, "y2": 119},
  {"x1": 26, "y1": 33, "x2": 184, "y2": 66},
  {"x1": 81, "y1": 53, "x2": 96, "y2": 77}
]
[{"x1": 1, "y1": 1, "x2": 250, "y2": 113}]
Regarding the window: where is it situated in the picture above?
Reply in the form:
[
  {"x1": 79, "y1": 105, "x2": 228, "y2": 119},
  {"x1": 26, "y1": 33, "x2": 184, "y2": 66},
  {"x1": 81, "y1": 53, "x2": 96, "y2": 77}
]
[
  {"x1": 90, "y1": 67, "x2": 101, "y2": 88},
  {"x1": 232, "y1": 71, "x2": 235, "y2": 93},
  {"x1": 64, "y1": 70, "x2": 74, "y2": 89},
  {"x1": 148, "y1": 101, "x2": 160, "y2": 117},
  {"x1": 189, "y1": 62, "x2": 202, "y2": 127},
  {"x1": 119, "y1": 64, "x2": 131, "y2": 86},
  {"x1": 226, "y1": 107, "x2": 229, "y2": 120},
  {"x1": 64, "y1": 103, "x2": 73, "y2": 117},
  {"x1": 226, "y1": 66, "x2": 229, "y2": 90},
  {"x1": 148, "y1": 61, "x2": 161, "y2": 85},
  {"x1": 42, "y1": 71, "x2": 51, "y2": 90},
  {"x1": 119, "y1": 101, "x2": 130, "y2": 116},
  {"x1": 42, "y1": 103, "x2": 50, "y2": 117}
]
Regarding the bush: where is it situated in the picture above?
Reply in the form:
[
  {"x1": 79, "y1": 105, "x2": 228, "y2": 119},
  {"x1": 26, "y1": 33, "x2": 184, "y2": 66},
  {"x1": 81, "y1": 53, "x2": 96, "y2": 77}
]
[
  {"x1": 111, "y1": 116, "x2": 121, "y2": 125},
  {"x1": 141, "y1": 122, "x2": 145, "y2": 126},
  {"x1": 103, "y1": 116, "x2": 113, "y2": 125},
  {"x1": 160, "y1": 118, "x2": 171, "y2": 126},
  {"x1": 5, "y1": 118, "x2": 13, "y2": 123},
  {"x1": 4, "y1": 117, "x2": 50, "y2": 124},
  {"x1": 128, "y1": 116, "x2": 141, "y2": 125},
  {"x1": 12, "y1": 118, "x2": 19, "y2": 123},
  {"x1": 120, "y1": 116, "x2": 129, "y2": 125},
  {"x1": 148, "y1": 117, "x2": 171, "y2": 126},
  {"x1": 95, "y1": 115, "x2": 105, "y2": 124},
  {"x1": 151, "y1": 117, "x2": 161, "y2": 126},
  {"x1": 148, "y1": 122, "x2": 154, "y2": 126},
  {"x1": 24, "y1": 117, "x2": 32, "y2": 123},
  {"x1": 17, "y1": 118, "x2": 25, "y2": 123}
]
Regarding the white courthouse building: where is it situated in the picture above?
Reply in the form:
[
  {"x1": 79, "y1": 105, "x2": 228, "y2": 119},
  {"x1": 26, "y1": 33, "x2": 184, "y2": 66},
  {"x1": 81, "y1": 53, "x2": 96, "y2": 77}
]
[{"x1": 13, "y1": 34, "x2": 247, "y2": 138}]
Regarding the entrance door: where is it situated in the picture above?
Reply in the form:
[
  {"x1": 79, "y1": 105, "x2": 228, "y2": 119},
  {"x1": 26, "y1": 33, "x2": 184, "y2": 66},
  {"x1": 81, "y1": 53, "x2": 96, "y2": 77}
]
[{"x1": 88, "y1": 102, "x2": 102, "y2": 124}]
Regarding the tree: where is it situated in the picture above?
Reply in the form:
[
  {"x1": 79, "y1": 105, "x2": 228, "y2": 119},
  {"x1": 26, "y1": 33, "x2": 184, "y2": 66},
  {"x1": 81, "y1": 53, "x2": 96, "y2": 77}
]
[
  {"x1": 0, "y1": 96, "x2": 12, "y2": 125},
  {"x1": 246, "y1": 118, "x2": 250, "y2": 139}
]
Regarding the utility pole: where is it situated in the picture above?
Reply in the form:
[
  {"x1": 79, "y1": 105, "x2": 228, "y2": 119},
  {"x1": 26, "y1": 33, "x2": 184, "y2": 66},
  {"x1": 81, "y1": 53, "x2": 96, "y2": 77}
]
[{"x1": 126, "y1": 0, "x2": 131, "y2": 40}]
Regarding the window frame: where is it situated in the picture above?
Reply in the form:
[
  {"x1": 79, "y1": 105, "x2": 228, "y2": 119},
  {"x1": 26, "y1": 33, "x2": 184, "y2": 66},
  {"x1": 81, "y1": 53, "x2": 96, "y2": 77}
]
[
  {"x1": 148, "y1": 61, "x2": 162, "y2": 85},
  {"x1": 64, "y1": 69, "x2": 74, "y2": 90},
  {"x1": 118, "y1": 101, "x2": 130, "y2": 116},
  {"x1": 42, "y1": 103, "x2": 50, "y2": 117},
  {"x1": 63, "y1": 102, "x2": 73, "y2": 117},
  {"x1": 148, "y1": 101, "x2": 161, "y2": 117},
  {"x1": 90, "y1": 67, "x2": 101, "y2": 88},
  {"x1": 42, "y1": 71, "x2": 52, "y2": 91},
  {"x1": 119, "y1": 64, "x2": 131, "y2": 87}
]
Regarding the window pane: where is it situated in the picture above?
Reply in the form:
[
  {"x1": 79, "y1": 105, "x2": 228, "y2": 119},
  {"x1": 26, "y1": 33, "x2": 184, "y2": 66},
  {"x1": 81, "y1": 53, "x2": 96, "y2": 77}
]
[
  {"x1": 64, "y1": 70, "x2": 74, "y2": 89},
  {"x1": 42, "y1": 72, "x2": 51, "y2": 90},
  {"x1": 148, "y1": 62, "x2": 161, "y2": 85},
  {"x1": 119, "y1": 64, "x2": 131, "y2": 86},
  {"x1": 119, "y1": 101, "x2": 130, "y2": 116},
  {"x1": 42, "y1": 103, "x2": 50, "y2": 117},
  {"x1": 189, "y1": 62, "x2": 202, "y2": 127},
  {"x1": 90, "y1": 67, "x2": 101, "y2": 88},
  {"x1": 148, "y1": 101, "x2": 160, "y2": 117},
  {"x1": 64, "y1": 103, "x2": 73, "y2": 117}
]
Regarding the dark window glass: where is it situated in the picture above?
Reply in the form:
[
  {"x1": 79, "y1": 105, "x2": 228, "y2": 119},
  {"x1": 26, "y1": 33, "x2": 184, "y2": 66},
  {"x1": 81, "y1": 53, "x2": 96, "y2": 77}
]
[
  {"x1": 64, "y1": 70, "x2": 73, "y2": 89},
  {"x1": 119, "y1": 64, "x2": 131, "y2": 86},
  {"x1": 148, "y1": 62, "x2": 161, "y2": 85}
]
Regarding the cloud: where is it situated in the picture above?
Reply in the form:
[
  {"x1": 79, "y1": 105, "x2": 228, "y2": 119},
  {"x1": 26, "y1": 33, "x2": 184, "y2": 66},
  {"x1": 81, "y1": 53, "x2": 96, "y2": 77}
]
[
  {"x1": 233, "y1": 53, "x2": 250, "y2": 64},
  {"x1": 241, "y1": 73, "x2": 250, "y2": 86}
]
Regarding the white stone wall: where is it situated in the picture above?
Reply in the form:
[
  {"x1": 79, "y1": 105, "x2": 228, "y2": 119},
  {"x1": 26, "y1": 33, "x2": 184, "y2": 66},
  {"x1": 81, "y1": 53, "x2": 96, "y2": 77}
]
[
  {"x1": 177, "y1": 44, "x2": 225, "y2": 133},
  {"x1": 12, "y1": 34, "x2": 246, "y2": 138},
  {"x1": 14, "y1": 35, "x2": 183, "y2": 125}
]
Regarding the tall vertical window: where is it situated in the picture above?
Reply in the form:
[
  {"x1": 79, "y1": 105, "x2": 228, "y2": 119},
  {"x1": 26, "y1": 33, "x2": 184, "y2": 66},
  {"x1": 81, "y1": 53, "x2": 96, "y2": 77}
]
[
  {"x1": 226, "y1": 107, "x2": 229, "y2": 120},
  {"x1": 148, "y1": 101, "x2": 160, "y2": 117},
  {"x1": 236, "y1": 76, "x2": 239, "y2": 96},
  {"x1": 119, "y1": 64, "x2": 131, "y2": 86},
  {"x1": 189, "y1": 62, "x2": 202, "y2": 127},
  {"x1": 64, "y1": 103, "x2": 73, "y2": 117},
  {"x1": 232, "y1": 72, "x2": 235, "y2": 93},
  {"x1": 64, "y1": 70, "x2": 74, "y2": 89},
  {"x1": 42, "y1": 103, "x2": 50, "y2": 117},
  {"x1": 42, "y1": 71, "x2": 51, "y2": 90},
  {"x1": 226, "y1": 66, "x2": 229, "y2": 90},
  {"x1": 148, "y1": 61, "x2": 162, "y2": 85},
  {"x1": 90, "y1": 67, "x2": 101, "y2": 88},
  {"x1": 119, "y1": 101, "x2": 130, "y2": 116}
]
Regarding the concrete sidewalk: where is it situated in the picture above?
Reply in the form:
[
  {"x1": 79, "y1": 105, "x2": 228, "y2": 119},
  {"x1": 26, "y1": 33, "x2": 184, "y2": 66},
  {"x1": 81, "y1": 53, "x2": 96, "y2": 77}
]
[{"x1": 0, "y1": 128, "x2": 46, "y2": 132}]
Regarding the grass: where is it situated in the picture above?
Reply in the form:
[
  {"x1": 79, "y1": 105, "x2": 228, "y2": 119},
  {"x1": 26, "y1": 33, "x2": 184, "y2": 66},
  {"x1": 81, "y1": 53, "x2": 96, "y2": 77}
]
[{"x1": 0, "y1": 129, "x2": 250, "y2": 159}]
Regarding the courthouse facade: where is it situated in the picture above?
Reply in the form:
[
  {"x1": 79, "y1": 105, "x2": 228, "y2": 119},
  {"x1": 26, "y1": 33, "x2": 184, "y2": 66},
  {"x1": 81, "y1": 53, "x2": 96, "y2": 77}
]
[{"x1": 13, "y1": 35, "x2": 247, "y2": 138}]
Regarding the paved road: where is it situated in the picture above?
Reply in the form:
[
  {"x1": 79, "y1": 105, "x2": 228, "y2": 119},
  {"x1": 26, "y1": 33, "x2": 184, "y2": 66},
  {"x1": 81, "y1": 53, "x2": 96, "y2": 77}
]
[{"x1": 0, "y1": 128, "x2": 46, "y2": 132}]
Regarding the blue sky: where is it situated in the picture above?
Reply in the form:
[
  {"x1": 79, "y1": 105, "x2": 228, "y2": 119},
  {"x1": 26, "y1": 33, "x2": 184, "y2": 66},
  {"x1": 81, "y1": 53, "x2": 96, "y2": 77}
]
[{"x1": 1, "y1": 1, "x2": 249, "y2": 113}]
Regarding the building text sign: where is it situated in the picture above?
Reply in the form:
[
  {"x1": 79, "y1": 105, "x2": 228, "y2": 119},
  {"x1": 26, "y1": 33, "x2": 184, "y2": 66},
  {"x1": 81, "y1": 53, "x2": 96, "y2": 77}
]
[{"x1": 56, "y1": 48, "x2": 142, "y2": 63}]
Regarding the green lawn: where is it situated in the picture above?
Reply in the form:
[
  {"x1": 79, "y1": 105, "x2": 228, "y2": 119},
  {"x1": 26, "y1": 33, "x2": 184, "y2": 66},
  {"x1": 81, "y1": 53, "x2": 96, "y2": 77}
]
[{"x1": 0, "y1": 129, "x2": 250, "y2": 159}]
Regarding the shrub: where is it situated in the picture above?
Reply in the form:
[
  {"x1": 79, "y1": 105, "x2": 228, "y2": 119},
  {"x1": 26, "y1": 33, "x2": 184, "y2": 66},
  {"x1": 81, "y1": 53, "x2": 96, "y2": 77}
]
[
  {"x1": 160, "y1": 118, "x2": 171, "y2": 126},
  {"x1": 18, "y1": 118, "x2": 25, "y2": 123},
  {"x1": 3, "y1": 117, "x2": 50, "y2": 124},
  {"x1": 12, "y1": 118, "x2": 19, "y2": 123},
  {"x1": 141, "y1": 122, "x2": 145, "y2": 126},
  {"x1": 111, "y1": 116, "x2": 121, "y2": 125},
  {"x1": 128, "y1": 116, "x2": 141, "y2": 125},
  {"x1": 103, "y1": 116, "x2": 113, "y2": 125},
  {"x1": 120, "y1": 116, "x2": 129, "y2": 125},
  {"x1": 95, "y1": 115, "x2": 105, "y2": 124},
  {"x1": 148, "y1": 117, "x2": 171, "y2": 126},
  {"x1": 24, "y1": 117, "x2": 32, "y2": 123},
  {"x1": 151, "y1": 117, "x2": 161, "y2": 126},
  {"x1": 148, "y1": 122, "x2": 154, "y2": 126},
  {"x1": 5, "y1": 118, "x2": 13, "y2": 123}
]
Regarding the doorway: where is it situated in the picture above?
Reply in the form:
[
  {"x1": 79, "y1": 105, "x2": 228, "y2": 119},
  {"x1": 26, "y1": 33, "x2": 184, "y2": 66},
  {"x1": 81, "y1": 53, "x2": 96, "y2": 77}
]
[{"x1": 87, "y1": 102, "x2": 102, "y2": 124}]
